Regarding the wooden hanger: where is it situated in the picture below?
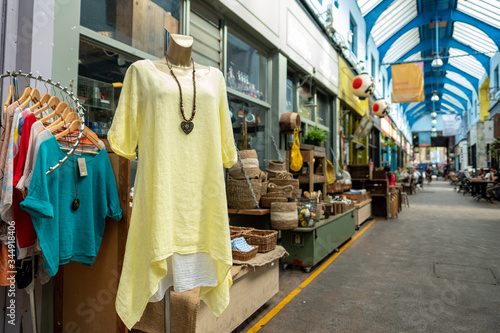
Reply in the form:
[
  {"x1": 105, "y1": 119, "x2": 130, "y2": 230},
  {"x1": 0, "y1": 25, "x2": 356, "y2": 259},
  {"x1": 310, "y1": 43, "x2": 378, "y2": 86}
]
[
  {"x1": 32, "y1": 96, "x2": 60, "y2": 117},
  {"x1": 46, "y1": 108, "x2": 79, "y2": 132},
  {"x1": 3, "y1": 85, "x2": 13, "y2": 113},
  {"x1": 29, "y1": 93, "x2": 50, "y2": 112},
  {"x1": 55, "y1": 119, "x2": 82, "y2": 140},
  {"x1": 20, "y1": 87, "x2": 40, "y2": 109},
  {"x1": 16, "y1": 87, "x2": 31, "y2": 104},
  {"x1": 40, "y1": 101, "x2": 67, "y2": 124}
]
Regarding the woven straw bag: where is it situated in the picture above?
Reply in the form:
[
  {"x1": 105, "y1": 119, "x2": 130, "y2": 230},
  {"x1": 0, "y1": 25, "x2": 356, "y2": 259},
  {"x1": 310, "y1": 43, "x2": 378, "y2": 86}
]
[
  {"x1": 227, "y1": 179, "x2": 262, "y2": 209},
  {"x1": 270, "y1": 202, "x2": 298, "y2": 230},
  {"x1": 268, "y1": 183, "x2": 293, "y2": 198}
]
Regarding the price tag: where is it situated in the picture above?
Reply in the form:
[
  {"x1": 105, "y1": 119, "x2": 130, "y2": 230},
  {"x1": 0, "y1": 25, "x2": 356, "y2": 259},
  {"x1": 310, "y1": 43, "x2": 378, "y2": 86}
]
[{"x1": 78, "y1": 158, "x2": 88, "y2": 177}]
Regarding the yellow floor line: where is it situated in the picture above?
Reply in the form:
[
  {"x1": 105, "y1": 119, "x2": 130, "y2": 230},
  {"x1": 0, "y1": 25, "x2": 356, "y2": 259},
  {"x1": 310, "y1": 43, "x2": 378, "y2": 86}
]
[{"x1": 247, "y1": 219, "x2": 377, "y2": 333}]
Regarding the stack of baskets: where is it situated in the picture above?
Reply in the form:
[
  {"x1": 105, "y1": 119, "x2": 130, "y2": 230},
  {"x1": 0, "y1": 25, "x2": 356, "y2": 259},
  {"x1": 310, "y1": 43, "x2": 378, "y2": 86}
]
[
  {"x1": 270, "y1": 202, "x2": 298, "y2": 230},
  {"x1": 269, "y1": 172, "x2": 301, "y2": 198},
  {"x1": 260, "y1": 183, "x2": 292, "y2": 208},
  {"x1": 227, "y1": 150, "x2": 268, "y2": 209},
  {"x1": 230, "y1": 226, "x2": 259, "y2": 261}
]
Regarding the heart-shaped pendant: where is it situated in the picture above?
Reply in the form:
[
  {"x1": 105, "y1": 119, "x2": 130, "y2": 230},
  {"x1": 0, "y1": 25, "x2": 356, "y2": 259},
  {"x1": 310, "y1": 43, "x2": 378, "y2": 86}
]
[
  {"x1": 72, "y1": 198, "x2": 80, "y2": 210},
  {"x1": 181, "y1": 121, "x2": 194, "y2": 134}
]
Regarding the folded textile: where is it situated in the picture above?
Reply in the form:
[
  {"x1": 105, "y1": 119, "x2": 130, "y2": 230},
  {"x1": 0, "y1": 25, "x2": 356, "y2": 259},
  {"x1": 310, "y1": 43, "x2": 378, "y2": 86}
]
[
  {"x1": 349, "y1": 189, "x2": 366, "y2": 194},
  {"x1": 231, "y1": 237, "x2": 255, "y2": 252}
]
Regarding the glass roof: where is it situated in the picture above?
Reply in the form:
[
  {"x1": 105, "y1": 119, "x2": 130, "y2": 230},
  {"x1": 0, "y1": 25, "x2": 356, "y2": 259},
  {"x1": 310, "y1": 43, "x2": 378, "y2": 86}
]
[
  {"x1": 446, "y1": 71, "x2": 475, "y2": 91},
  {"x1": 404, "y1": 51, "x2": 422, "y2": 62},
  {"x1": 383, "y1": 27, "x2": 420, "y2": 63},
  {"x1": 371, "y1": 0, "x2": 418, "y2": 47},
  {"x1": 448, "y1": 48, "x2": 485, "y2": 79},
  {"x1": 440, "y1": 103, "x2": 456, "y2": 112},
  {"x1": 405, "y1": 102, "x2": 421, "y2": 113},
  {"x1": 407, "y1": 104, "x2": 426, "y2": 116},
  {"x1": 442, "y1": 94, "x2": 465, "y2": 111},
  {"x1": 443, "y1": 83, "x2": 470, "y2": 104},
  {"x1": 357, "y1": 0, "x2": 384, "y2": 16},
  {"x1": 453, "y1": 22, "x2": 497, "y2": 56},
  {"x1": 457, "y1": 0, "x2": 500, "y2": 30}
]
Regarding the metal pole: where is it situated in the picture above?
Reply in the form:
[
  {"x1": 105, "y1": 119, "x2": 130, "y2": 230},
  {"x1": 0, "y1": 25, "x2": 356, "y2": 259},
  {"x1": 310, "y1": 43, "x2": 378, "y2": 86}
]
[{"x1": 164, "y1": 288, "x2": 171, "y2": 333}]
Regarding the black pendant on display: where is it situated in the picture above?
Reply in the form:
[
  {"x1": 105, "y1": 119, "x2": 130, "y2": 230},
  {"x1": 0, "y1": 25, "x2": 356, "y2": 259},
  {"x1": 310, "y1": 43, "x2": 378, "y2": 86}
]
[
  {"x1": 181, "y1": 121, "x2": 194, "y2": 134},
  {"x1": 72, "y1": 198, "x2": 80, "y2": 210}
]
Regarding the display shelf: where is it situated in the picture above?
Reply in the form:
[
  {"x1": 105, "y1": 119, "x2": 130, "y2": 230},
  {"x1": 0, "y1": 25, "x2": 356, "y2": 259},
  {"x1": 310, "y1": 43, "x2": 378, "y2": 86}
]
[
  {"x1": 298, "y1": 174, "x2": 325, "y2": 184},
  {"x1": 286, "y1": 148, "x2": 327, "y2": 199},
  {"x1": 227, "y1": 208, "x2": 270, "y2": 215}
]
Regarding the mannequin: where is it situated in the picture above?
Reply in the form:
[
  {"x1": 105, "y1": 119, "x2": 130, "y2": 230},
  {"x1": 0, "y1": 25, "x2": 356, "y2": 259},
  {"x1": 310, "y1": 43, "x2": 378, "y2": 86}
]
[
  {"x1": 152, "y1": 34, "x2": 210, "y2": 78},
  {"x1": 111, "y1": 32, "x2": 237, "y2": 329}
]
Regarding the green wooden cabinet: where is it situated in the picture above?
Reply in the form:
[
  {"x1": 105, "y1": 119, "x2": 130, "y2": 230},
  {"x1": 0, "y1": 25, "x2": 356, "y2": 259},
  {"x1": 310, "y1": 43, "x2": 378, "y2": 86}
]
[{"x1": 281, "y1": 209, "x2": 355, "y2": 272}]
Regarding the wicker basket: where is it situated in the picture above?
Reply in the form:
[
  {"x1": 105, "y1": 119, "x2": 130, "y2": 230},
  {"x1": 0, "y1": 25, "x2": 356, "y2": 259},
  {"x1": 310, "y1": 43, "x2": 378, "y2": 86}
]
[
  {"x1": 268, "y1": 183, "x2": 294, "y2": 198},
  {"x1": 232, "y1": 245, "x2": 259, "y2": 261},
  {"x1": 238, "y1": 150, "x2": 258, "y2": 159},
  {"x1": 243, "y1": 230, "x2": 278, "y2": 253},
  {"x1": 270, "y1": 173, "x2": 301, "y2": 198},
  {"x1": 260, "y1": 196, "x2": 288, "y2": 208},
  {"x1": 230, "y1": 226, "x2": 255, "y2": 234},
  {"x1": 227, "y1": 179, "x2": 263, "y2": 209},
  {"x1": 279, "y1": 112, "x2": 301, "y2": 131},
  {"x1": 230, "y1": 230, "x2": 241, "y2": 240},
  {"x1": 270, "y1": 202, "x2": 298, "y2": 230},
  {"x1": 229, "y1": 168, "x2": 266, "y2": 180}
]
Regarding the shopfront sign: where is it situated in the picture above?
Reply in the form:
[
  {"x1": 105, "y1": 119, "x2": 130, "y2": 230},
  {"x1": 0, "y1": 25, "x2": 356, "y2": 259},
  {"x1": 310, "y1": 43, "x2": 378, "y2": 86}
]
[
  {"x1": 484, "y1": 120, "x2": 494, "y2": 144},
  {"x1": 442, "y1": 114, "x2": 462, "y2": 137},
  {"x1": 380, "y1": 117, "x2": 391, "y2": 137},
  {"x1": 459, "y1": 142, "x2": 468, "y2": 169},
  {"x1": 391, "y1": 62, "x2": 425, "y2": 103},
  {"x1": 339, "y1": 58, "x2": 369, "y2": 116}
]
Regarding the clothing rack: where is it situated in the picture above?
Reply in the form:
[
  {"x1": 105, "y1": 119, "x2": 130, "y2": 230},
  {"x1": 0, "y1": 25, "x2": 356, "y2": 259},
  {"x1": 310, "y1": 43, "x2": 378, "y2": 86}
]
[{"x1": 1, "y1": 70, "x2": 86, "y2": 175}]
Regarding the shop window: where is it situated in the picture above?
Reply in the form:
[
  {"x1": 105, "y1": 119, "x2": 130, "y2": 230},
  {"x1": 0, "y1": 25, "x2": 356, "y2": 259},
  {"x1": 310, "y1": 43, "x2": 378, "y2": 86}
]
[
  {"x1": 286, "y1": 77, "x2": 295, "y2": 113},
  {"x1": 298, "y1": 86, "x2": 314, "y2": 121},
  {"x1": 80, "y1": 0, "x2": 180, "y2": 58},
  {"x1": 229, "y1": 97, "x2": 267, "y2": 168},
  {"x1": 226, "y1": 31, "x2": 267, "y2": 101},
  {"x1": 349, "y1": 15, "x2": 357, "y2": 57},
  {"x1": 494, "y1": 65, "x2": 499, "y2": 88},
  {"x1": 371, "y1": 55, "x2": 376, "y2": 78},
  {"x1": 317, "y1": 92, "x2": 329, "y2": 127}
]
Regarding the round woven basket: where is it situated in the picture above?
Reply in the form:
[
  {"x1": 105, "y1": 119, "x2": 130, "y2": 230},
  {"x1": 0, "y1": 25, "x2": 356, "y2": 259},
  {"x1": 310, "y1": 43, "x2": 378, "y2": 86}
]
[
  {"x1": 227, "y1": 179, "x2": 263, "y2": 209},
  {"x1": 238, "y1": 149, "x2": 258, "y2": 159},
  {"x1": 229, "y1": 167, "x2": 265, "y2": 180},
  {"x1": 260, "y1": 196, "x2": 288, "y2": 208},
  {"x1": 270, "y1": 172, "x2": 301, "y2": 197},
  {"x1": 270, "y1": 202, "x2": 298, "y2": 230},
  {"x1": 268, "y1": 183, "x2": 294, "y2": 198},
  {"x1": 279, "y1": 112, "x2": 301, "y2": 131}
]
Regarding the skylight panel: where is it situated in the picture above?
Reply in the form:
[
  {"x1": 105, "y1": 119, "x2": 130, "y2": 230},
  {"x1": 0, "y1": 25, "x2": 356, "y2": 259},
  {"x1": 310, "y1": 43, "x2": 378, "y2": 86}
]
[
  {"x1": 453, "y1": 22, "x2": 497, "y2": 56},
  {"x1": 383, "y1": 27, "x2": 420, "y2": 64},
  {"x1": 357, "y1": 0, "x2": 384, "y2": 16},
  {"x1": 407, "y1": 104, "x2": 425, "y2": 116},
  {"x1": 404, "y1": 52, "x2": 422, "y2": 62},
  {"x1": 442, "y1": 94, "x2": 465, "y2": 111},
  {"x1": 448, "y1": 48, "x2": 485, "y2": 79},
  {"x1": 405, "y1": 102, "x2": 422, "y2": 113},
  {"x1": 446, "y1": 71, "x2": 475, "y2": 91},
  {"x1": 443, "y1": 83, "x2": 470, "y2": 104},
  {"x1": 371, "y1": 0, "x2": 418, "y2": 47},
  {"x1": 457, "y1": 0, "x2": 500, "y2": 30}
]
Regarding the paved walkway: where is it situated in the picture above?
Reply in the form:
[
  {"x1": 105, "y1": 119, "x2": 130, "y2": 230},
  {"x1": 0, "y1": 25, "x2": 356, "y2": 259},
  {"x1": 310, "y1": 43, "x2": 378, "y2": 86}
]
[{"x1": 237, "y1": 180, "x2": 500, "y2": 333}]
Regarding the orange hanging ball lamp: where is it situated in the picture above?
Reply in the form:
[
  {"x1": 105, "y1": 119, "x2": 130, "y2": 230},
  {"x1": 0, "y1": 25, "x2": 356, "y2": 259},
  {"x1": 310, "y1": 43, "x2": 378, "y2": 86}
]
[
  {"x1": 352, "y1": 73, "x2": 375, "y2": 99},
  {"x1": 372, "y1": 99, "x2": 391, "y2": 117}
]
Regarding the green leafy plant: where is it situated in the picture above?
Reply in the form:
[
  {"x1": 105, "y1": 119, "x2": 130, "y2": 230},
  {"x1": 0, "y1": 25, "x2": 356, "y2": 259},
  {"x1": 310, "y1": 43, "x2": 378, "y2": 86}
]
[
  {"x1": 491, "y1": 140, "x2": 500, "y2": 161},
  {"x1": 304, "y1": 126, "x2": 328, "y2": 146}
]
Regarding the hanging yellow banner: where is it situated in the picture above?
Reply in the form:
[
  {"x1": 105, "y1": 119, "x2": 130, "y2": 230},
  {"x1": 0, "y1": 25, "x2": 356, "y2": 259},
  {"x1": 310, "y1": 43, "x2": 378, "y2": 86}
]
[{"x1": 391, "y1": 62, "x2": 425, "y2": 103}]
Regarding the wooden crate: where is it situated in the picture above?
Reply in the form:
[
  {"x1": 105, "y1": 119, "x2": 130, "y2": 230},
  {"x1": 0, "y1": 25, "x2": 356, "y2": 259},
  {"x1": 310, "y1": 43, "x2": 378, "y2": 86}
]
[
  {"x1": 372, "y1": 170, "x2": 386, "y2": 180},
  {"x1": 348, "y1": 164, "x2": 373, "y2": 180}
]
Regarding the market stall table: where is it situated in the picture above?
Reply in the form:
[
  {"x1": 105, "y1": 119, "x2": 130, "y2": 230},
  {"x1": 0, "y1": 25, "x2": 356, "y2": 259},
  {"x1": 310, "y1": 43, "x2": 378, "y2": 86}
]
[{"x1": 280, "y1": 209, "x2": 355, "y2": 272}]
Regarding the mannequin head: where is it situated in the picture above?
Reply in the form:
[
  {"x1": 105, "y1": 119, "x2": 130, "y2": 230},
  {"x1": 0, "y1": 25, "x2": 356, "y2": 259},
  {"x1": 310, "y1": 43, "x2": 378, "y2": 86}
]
[{"x1": 166, "y1": 34, "x2": 194, "y2": 67}]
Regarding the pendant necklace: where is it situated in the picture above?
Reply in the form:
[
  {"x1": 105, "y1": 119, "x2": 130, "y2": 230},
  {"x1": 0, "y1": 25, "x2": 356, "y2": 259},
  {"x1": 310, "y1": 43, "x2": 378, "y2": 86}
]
[
  {"x1": 166, "y1": 55, "x2": 197, "y2": 135},
  {"x1": 72, "y1": 154, "x2": 80, "y2": 210}
]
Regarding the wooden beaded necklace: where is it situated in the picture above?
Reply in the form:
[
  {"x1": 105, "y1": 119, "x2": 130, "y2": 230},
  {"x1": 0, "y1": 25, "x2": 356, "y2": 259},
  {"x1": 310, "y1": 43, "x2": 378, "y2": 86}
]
[{"x1": 166, "y1": 55, "x2": 197, "y2": 135}]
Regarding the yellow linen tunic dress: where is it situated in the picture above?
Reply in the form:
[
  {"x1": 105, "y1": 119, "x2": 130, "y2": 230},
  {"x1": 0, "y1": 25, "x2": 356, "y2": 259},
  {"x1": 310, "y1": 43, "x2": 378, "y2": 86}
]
[{"x1": 108, "y1": 60, "x2": 237, "y2": 329}]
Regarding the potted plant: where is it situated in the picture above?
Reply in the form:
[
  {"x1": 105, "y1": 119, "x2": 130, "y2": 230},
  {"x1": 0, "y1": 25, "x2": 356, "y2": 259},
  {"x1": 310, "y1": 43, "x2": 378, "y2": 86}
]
[
  {"x1": 491, "y1": 140, "x2": 500, "y2": 161},
  {"x1": 303, "y1": 126, "x2": 328, "y2": 146}
]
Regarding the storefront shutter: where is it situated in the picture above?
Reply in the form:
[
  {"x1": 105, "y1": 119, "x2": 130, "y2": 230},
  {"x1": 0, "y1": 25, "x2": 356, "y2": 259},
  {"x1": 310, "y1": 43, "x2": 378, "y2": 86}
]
[{"x1": 190, "y1": 11, "x2": 221, "y2": 69}]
